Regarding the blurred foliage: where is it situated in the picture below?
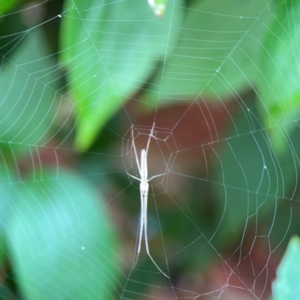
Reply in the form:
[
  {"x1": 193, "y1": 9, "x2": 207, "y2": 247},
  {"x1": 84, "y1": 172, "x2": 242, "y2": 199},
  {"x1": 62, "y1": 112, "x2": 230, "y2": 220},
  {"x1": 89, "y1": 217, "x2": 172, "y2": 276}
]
[
  {"x1": 0, "y1": 168, "x2": 15, "y2": 267},
  {"x1": 7, "y1": 170, "x2": 118, "y2": 300},
  {"x1": 60, "y1": 0, "x2": 183, "y2": 150},
  {"x1": 0, "y1": 0, "x2": 21, "y2": 16},
  {"x1": 272, "y1": 236, "x2": 300, "y2": 300},
  {"x1": 0, "y1": 0, "x2": 299, "y2": 299},
  {"x1": 258, "y1": 0, "x2": 300, "y2": 154},
  {"x1": 142, "y1": 0, "x2": 272, "y2": 105},
  {"x1": 213, "y1": 100, "x2": 300, "y2": 244},
  {"x1": 0, "y1": 30, "x2": 58, "y2": 159}
]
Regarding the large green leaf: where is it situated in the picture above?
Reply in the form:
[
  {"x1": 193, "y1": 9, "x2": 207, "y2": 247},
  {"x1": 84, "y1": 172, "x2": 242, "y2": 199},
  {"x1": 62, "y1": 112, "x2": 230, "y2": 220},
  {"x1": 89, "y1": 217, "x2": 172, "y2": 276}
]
[
  {"x1": 60, "y1": 0, "x2": 183, "y2": 150},
  {"x1": 259, "y1": 0, "x2": 300, "y2": 154},
  {"x1": 0, "y1": 30, "x2": 58, "y2": 157},
  {"x1": 0, "y1": 0, "x2": 21, "y2": 16},
  {"x1": 0, "y1": 165, "x2": 17, "y2": 268},
  {"x1": 272, "y1": 236, "x2": 300, "y2": 300},
  {"x1": 142, "y1": 0, "x2": 272, "y2": 104},
  {"x1": 212, "y1": 101, "x2": 299, "y2": 244},
  {"x1": 7, "y1": 169, "x2": 119, "y2": 300}
]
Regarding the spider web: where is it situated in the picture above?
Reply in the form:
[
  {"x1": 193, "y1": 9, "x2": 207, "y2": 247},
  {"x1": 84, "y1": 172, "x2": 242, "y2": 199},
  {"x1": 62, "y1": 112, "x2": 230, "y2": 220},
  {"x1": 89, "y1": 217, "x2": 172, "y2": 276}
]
[{"x1": 0, "y1": 0, "x2": 299, "y2": 299}]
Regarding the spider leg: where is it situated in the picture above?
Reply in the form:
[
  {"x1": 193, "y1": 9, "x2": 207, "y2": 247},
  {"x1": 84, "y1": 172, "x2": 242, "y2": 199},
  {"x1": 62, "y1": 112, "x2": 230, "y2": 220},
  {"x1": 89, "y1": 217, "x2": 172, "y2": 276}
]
[
  {"x1": 143, "y1": 191, "x2": 169, "y2": 278},
  {"x1": 134, "y1": 186, "x2": 145, "y2": 266},
  {"x1": 148, "y1": 173, "x2": 165, "y2": 182},
  {"x1": 131, "y1": 125, "x2": 141, "y2": 174},
  {"x1": 145, "y1": 122, "x2": 155, "y2": 154},
  {"x1": 127, "y1": 173, "x2": 141, "y2": 182}
]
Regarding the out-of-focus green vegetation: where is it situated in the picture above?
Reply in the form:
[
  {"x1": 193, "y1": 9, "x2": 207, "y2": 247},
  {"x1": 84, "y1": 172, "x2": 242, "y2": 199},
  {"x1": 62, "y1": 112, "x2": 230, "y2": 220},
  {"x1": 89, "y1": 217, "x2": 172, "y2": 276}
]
[
  {"x1": 0, "y1": 0, "x2": 300, "y2": 299},
  {"x1": 272, "y1": 236, "x2": 300, "y2": 300},
  {"x1": 60, "y1": 0, "x2": 183, "y2": 150}
]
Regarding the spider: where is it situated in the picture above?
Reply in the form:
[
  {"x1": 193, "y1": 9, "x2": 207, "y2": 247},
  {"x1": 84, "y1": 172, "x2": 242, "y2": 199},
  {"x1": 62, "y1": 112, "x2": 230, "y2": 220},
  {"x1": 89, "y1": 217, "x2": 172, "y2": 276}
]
[{"x1": 127, "y1": 123, "x2": 169, "y2": 278}]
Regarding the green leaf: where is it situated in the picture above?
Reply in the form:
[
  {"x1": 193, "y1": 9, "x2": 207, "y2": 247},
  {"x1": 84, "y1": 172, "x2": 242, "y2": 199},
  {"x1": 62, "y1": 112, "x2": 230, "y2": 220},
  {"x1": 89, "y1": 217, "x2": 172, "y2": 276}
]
[
  {"x1": 0, "y1": 165, "x2": 17, "y2": 268},
  {"x1": 60, "y1": 0, "x2": 183, "y2": 150},
  {"x1": 272, "y1": 236, "x2": 300, "y2": 300},
  {"x1": 0, "y1": 30, "x2": 58, "y2": 157},
  {"x1": 142, "y1": 0, "x2": 272, "y2": 105},
  {"x1": 259, "y1": 1, "x2": 300, "y2": 154},
  {"x1": 0, "y1": 0, "x2": 21, "y2": 16},
  {"x1": 0, "y1": 284, "x2": 18, "y2": 300},
  {"x1": 7, "y1": 169, "x2": 119, "y2": 300},
  {"x1": 212, "y1": 101, "x2": 299, "y2": 244}
]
